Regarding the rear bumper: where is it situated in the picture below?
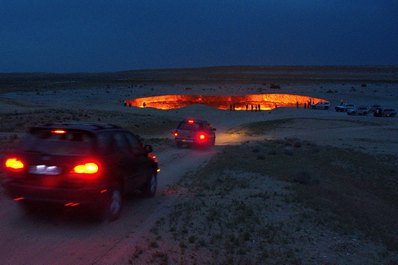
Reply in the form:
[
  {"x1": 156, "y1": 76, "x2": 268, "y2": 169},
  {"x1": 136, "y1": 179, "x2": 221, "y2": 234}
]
[
  {"x1": 2, "y1": 181, "x2": 108, "y2": 205},
  {"x1": 175, "y1": 137, "x2": 214, "y2": 143},
  {"x1": 175, "y1": 137, "x2": 195, "y2": 143}
]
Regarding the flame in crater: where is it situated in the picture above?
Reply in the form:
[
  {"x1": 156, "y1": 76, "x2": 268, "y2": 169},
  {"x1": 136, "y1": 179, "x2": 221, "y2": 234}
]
[{"x1": 124, "y1": 94, "x2": 327, "y2": 110}]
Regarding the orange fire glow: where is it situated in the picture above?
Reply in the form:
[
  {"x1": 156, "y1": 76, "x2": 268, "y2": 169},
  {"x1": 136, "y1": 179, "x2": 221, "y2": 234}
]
[{"x1": 124, "y1": 94, "x2": 327, "y2": 111}]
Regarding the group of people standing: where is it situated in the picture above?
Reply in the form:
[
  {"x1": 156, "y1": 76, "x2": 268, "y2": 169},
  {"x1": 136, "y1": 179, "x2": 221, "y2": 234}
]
[
  {"x1": 297, "y1": 100, "x2": 313, "y2": 109},
  {"x1": 229, "y1": 104, "x2": 262, "y2": 111}
]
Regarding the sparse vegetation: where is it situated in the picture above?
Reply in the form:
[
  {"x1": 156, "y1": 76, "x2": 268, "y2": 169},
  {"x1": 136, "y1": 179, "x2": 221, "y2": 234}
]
[
  {"x1": 228, "y1": 118, "x2": 381, "y2": 137},
  {"x1": 141, "y1": 139, "x2": 398, "y2": 264},
  {"x1": 270, "y1": 84, "x2": 281, "y2": 89},
  {"x1": 227, "y1": 118, "x2": 292, "y2": 136},
  {"x1": 0, "y1": 109, "x2": 178, "y2": 135}
]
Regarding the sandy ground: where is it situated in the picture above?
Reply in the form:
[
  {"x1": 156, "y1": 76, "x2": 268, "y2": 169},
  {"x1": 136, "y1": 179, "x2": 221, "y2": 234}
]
[{"x1": 0, "y1": 73, "x2": 397, "y2": 264}]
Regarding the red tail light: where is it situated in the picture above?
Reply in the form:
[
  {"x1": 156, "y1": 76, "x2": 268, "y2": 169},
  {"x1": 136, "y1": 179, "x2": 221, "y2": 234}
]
[
  {"x1": 73, "y1": 162, "x2": 99, "y2": 174},
  {"x1": 174, "y1": 132, "x2": 179, "y2": 137},
  {"x1": 5, "y1": 158, "x2": 25, "y2": 171},
  {"x1": 198, "y1": 133, "x2": 206, "y2": 141},
  {"x1": 52, "y1": 129, "x2": 66, "y2": 134},
  {"x1": 188, "y1": 119, "x2": 195, "y2": 124},
  {"x1": 64, "y1": 202, "x2": 80, "y2": 207},
  {"x1": 69, "y1": 160, "x2": 102, "y2": 181},
  {"x1": 148, "y1": 153, "x2": 158, "y2": 163}
]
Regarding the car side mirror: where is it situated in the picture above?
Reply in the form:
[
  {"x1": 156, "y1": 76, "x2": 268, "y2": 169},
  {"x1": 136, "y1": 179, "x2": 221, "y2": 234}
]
[{"x1": 145, "y1": 145, "x2": 153, "y2": 153}]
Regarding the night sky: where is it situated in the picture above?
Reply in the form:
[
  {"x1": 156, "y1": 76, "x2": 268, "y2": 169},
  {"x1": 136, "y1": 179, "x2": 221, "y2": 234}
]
[{"x1": 1, "y1": 0, "x2": 397, "y2": 72}]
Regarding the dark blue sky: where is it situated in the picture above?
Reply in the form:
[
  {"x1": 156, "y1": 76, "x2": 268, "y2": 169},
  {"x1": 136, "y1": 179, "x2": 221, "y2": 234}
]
[{"x1": 1, "y1": 0, "x2": 397, "y2": 72}]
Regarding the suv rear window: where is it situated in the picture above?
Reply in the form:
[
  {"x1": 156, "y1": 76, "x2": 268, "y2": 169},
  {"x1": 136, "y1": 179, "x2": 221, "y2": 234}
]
[
  {"x1": 19, "y1": 129, "x2": 94, "y2": 155},
  {"x1": 177, "y1": 122, "x2": 201, "y2": 130}
]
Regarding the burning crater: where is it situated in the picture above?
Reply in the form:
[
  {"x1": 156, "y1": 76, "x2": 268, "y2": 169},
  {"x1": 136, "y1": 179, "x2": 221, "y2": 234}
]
[{"x1": 124, "y1": 94, "x2": 327, "y2": 111}]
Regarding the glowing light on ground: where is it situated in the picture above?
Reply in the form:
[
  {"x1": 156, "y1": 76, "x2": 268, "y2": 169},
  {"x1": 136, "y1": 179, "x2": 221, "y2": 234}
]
[{"x1": 124, "y1": 94, "x2": 327, "y2": 110}]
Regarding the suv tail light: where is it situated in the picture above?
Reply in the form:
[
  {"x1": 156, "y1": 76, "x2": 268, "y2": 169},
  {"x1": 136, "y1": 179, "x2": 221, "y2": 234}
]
[
  {"x1": 51, "y1": 129, "x2": 66, "y2": 134},
  {"x1": 69, "y1": 160, "x2": 103, "y2": 182},
  {"x1": 73, "y1": 162, "x2": 99, "y2": 174},
  {"x1": 5, "y1": 158, "x2": 25, "y2": 172},
  {"x1": 198, "y1": 132, "x2": 207, "y2": 141},
  {"x1": 148, "y1": 153, "x2": 158, "y2": 163}
]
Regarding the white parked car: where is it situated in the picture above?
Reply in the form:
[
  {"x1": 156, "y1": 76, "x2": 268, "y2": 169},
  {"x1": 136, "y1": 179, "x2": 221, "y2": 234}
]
[
  {"x1": 310, "y1": 101, "x2": 331, "y2": 110},
  {"x1": 369, "y1": 104, "x2": 382, "y2": 113},
  {"x1": 335, "y1": 103, "x2": 355, "y2": 112},
  {"x1": 347, "y1": 106, "x2": 369, "y2": 115}
]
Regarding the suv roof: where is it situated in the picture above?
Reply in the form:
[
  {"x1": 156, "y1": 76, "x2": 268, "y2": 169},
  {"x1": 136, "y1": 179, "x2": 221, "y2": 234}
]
[{"x1": 181, "y1": 119, "x2": 211, "y2": 124}]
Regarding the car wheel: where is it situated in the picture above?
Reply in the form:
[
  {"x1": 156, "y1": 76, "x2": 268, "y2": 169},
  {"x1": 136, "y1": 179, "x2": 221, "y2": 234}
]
[
  {"x1": 100, "y1": 186, "x2": 122, "y2": 222},
  {"x1": 176, "y1": 141, "x2": 183, "y2": 148},
  {"x1": 204, "y1": 138, "x2": 215, "y2": 149},
  {"x1": 142, "y1": 172, "x2": 157, "y2": 198}
]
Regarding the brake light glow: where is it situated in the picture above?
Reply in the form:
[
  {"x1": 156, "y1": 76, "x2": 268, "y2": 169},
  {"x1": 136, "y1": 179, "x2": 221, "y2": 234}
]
[
  {"x1": 198, "y1": 133, "x2": 206, "y2": 141},
  {"x1": 188, "y1": 119, "x2": 194, "y2": 124},
  {"x1": 73, "y1": 162, "x2": 99, "y2": 174},
  {"x1": 64, "y1": 202, "x2": 80, "y2": 207},
  {"x1": 174, "y1": 132, "x2": 178, "y2": 137},
  {"x1": 5, "y1": 158, "x2": 24, "y2": 170},
  {"x1": 148, "y1": 153, "x2": 158, "y2": 163},
  {"x1": 52, "y1": 129, "x2": 66, "y2": 134}
]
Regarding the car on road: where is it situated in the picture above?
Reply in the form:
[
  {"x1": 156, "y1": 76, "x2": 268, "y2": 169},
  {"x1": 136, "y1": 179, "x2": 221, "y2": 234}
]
[
  {"x1": 347, "y1": 106, "x2": 369, "y2": 115},
  {"x1": 1, "y1": 122, "x2": 159, "y2": 221},
  {"x1": 335, "y1": 103, "x2": 355, "y2": 112},
  {"x1": 369, "y1": 104, "x2": 382, "y2": 113},
  {"x1": 310, "y1": 101, "x2": 331, "y2": 110},
  {"x1": 173, "y1": 119, "x2": 216, "y2": 148},
  {"x1": 373, "y1": 108, "x2": 397, "y2": 117}
]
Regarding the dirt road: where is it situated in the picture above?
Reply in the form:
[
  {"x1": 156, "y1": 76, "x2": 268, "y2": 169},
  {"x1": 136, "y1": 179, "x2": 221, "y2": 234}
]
[{"x1": 0, "y1": 146, "x2": 217, "y2": 265}]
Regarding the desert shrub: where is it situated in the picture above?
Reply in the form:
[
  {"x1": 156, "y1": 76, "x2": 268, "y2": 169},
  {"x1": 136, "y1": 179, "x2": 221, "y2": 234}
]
[{"x1": 292, "y1": 171, "x2": 312, "y2": 185}]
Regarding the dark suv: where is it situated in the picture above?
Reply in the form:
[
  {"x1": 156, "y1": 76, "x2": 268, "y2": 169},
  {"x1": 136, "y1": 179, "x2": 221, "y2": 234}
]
[
  {"x1": 373, "y1": 108, "x2": 397, "y2": 117},
  {"x1": 1, "y1": 123, "x2": 159, "y2": 221},
  {"x1": 173, "y1": 119, "x2": 216, "y2": 148}
]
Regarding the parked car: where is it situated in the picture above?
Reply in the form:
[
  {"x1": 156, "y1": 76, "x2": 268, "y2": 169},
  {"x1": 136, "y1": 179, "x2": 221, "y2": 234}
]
[
  {"x1": 368, "y1": 104, "x2": 382, "y2": 113},
  {"x1": 374, "y1": 108, "x2": 397, "y2": 117},
  {"x1": 335, "y1": 103, "x2": 355, "y2": 112},
  {"x1": 1, "y1": 122, "x2": 159, "y2": 221},
  {"x1": 310, "y1": 101, "x2": 331, "y2": 110},
  {"x1": 347, "y1": 106, "x2": 369, "y2": 115},
  {"x1": 173, "y1": 119, "x2": 216, "y2": 148}
]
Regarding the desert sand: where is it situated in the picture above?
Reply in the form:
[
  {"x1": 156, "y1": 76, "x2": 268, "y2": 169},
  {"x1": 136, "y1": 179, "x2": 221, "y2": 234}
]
[{"x1": 0, "y1": 67, "x2": 397, "y2": 264}]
